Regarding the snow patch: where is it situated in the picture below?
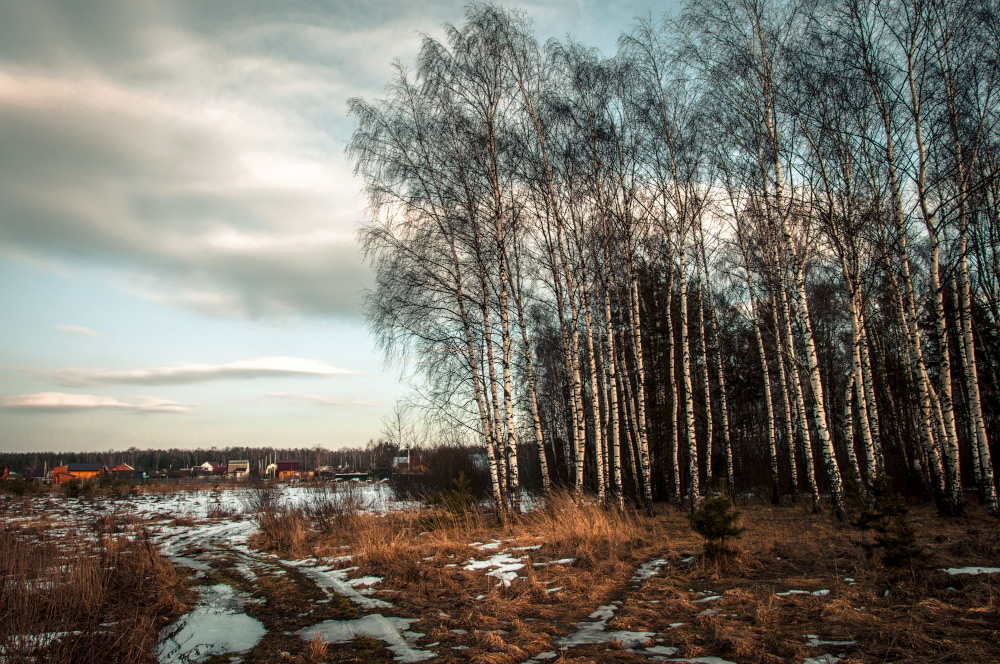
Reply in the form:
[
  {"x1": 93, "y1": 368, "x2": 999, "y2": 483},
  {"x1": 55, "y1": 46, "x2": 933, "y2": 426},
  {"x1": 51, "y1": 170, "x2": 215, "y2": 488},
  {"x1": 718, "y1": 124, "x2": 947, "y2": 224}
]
[
  {"x1": 301, "y1": 615, "x2": 434, "y2": 663},
  {"x1": 286, "y1": 561, "x2": 394, "y2": 608},
  {"x1": 632, "y1": 558, "x2": 669, "y2": 582},
  {"x1": 776, "y1": 589, "x2": 830, "y2": 597},
  {"x1": 804, "y1": 635, "x2": 855, "y2": 647},
  {"x1": 556, "y1": 603, "x2": 654, "y2": 650},
  {"x1": 155, "y1": 584, "x2": 265, "y2": 663},
  {"x1": 941, "y1": 567, "x2": 1000, "y2": 576},
  {"x1": 464, "y1": 554, "x2": 526, "y2": 587}
]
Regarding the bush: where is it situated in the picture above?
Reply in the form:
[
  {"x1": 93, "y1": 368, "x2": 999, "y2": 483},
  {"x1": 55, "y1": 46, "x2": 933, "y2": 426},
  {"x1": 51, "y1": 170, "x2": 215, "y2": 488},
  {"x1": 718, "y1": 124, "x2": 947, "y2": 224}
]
[
  {"x1": 443, "y1": 472, "x2": 475, "y2": 517},
  {"x1": 304, "y1": 482, "x2": 371, "y2": 533},
  {"x1": 62, "y1": 478, "x2": 96, "y2": 499},
  {"x1": 0, "y1": 478, "x2": 42, "y2": 496},
  {"x1": 854, "y1": 473, "x2": 928, "y2": 572},
  {"x1": 690, "y1": 492, "x2": 745, "y2": 557}
]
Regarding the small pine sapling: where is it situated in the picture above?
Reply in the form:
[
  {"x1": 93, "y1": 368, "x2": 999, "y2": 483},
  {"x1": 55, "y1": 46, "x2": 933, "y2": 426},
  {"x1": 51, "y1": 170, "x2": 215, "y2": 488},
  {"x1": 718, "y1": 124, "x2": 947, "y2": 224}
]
[
  {"x1": 690, "y1": 491, "x2": 745, "y2": 557},
  {"x1": 854, "y1": 473, "x2": 928, "y2": 573},
  {"x1": 443, "y1": 471, "x2": 474, "y2": 518}
]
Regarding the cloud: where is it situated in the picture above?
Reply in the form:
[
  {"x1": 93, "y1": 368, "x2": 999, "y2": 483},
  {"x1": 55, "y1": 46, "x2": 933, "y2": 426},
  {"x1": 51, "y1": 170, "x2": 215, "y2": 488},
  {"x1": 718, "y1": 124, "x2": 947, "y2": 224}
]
[
  {"x1": 0, "y1": 7, "x2": 374, "y2": 321},
  {"x1": 54, "y1": 323, "x2": 101, "y2": 337},
  {"x1": 30, "y1": 356, "x2": 360, "y2": 386},
  {"x1": 267, "y1": 391, "x2": 379, "y2": 408},
  {"x1": 3, "y1": 392, "x2": 194, "y2": 413},
  {"x1": 0, "y1": 0, "x2": 663, "y2": 325}
]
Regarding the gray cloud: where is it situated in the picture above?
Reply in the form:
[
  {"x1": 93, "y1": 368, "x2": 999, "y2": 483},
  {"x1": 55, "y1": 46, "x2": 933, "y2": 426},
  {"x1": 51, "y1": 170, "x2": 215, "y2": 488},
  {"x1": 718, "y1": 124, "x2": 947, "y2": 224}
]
[
  {"x1": 25, "y1": 357, "x2": 360, "y2": 387},
  {"x1": 267, "y1": 391, "x2": 379, "y2": 408},
  {"x1": 3, "y1": 392, "x2": 195, "y2": 413},
  {"x1": 0, "y1": 0, "x2": 666, "y2": 323}
]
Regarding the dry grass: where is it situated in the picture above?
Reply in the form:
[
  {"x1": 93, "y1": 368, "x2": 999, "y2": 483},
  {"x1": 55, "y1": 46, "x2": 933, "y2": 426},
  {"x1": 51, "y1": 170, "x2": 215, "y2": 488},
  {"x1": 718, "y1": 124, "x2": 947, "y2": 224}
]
[
  {"x1": 0, "y1": 513, "x2": 188, "y2": 664},
  {"x1": 252, "y1": 491, "x2": 1000, "y2": 663}
]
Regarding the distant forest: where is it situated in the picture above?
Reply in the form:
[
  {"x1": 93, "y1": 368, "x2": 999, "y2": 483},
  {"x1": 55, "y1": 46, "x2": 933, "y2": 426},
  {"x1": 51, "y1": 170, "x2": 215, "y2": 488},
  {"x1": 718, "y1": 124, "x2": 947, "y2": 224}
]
[{"x1": 351, "y1": 0, "x2": 1000, "y2": 517}]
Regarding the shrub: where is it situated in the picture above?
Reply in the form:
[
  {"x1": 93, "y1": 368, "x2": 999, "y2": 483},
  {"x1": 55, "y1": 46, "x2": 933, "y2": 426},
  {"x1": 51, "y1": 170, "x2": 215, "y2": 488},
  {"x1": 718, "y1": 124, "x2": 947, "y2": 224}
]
[
  {"x1": 62, "y1": 478, "x2": 96, "y2": 499},
  {"x1": 304, "y1": 482, "x2": 371, "y2": 533},
  {"x1": 690, "y1": 492, "x2": 745, "y2": 557},
  {"x1": 0, "y1": 478, "x2": 41, "y2": 496},
  {"x1": 443, "y1": 471, "x2": 475, "y2": 518},
  {"x1": 854, "y1": 473, "x2": 928, "y2": 572}
]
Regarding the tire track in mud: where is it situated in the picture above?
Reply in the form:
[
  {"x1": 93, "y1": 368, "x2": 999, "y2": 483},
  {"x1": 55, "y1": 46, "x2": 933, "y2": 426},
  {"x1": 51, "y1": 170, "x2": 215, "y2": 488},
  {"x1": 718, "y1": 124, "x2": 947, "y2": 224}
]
[{"x1": 153, "y1": 517, "x2": 429, "y2": 664}]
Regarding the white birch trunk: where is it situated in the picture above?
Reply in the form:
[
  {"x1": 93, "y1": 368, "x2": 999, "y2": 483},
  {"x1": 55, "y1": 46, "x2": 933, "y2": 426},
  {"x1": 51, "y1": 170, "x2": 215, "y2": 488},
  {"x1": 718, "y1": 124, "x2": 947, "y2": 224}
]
[
  {"x1": 680, "y1": 237, "x2": 699, "y2": 511},
  {"x1": 700, "y1": 231, "x2": 734, "y2": 490},
  {"x1": 695, "y1": 256, "x2": 713, "y2": 489}
]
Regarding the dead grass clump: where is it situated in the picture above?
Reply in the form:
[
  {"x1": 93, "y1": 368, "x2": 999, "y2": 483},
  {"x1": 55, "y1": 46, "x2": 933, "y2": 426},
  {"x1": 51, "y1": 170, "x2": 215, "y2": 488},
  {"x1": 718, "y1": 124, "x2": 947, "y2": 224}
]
[
  {"x1": 303, "y1": 483, "x2": 372, "y2": 533},
  {"x1": 0, "y1": 516, "x2": 187, "y2": 664},
  {"x1": 351, "y1": 513, "x2": 425, "y2": 584},
  {"x1": 469, "y1": 629, "x2": 527, "y2": 662},
  {"x1": 304, "y1": 634, "x2": 327, "y2": 663},
  {"x1": 252, "y1": 506, "x2": 311, "y2": 556},
  {"x1": 517, "y1": 489, "x2": 645, "y2": 563}
]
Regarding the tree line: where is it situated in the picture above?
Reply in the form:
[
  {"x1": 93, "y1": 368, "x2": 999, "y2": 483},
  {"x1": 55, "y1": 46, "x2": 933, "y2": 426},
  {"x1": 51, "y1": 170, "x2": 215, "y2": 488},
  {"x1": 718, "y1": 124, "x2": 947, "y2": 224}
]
[
  {"x1": 1, "y1": 443, "x2": 399, "y2": 477},
  {"x1": 351, "y1": 0, "x2": 1000, "y2": 517}
]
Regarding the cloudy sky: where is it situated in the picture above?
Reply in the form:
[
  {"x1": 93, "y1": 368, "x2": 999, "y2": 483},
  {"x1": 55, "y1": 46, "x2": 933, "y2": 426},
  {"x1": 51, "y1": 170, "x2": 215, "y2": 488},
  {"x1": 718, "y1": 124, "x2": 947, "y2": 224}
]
[{"x1": 0, "y1": 0, "x2": 672, "y2": 454}]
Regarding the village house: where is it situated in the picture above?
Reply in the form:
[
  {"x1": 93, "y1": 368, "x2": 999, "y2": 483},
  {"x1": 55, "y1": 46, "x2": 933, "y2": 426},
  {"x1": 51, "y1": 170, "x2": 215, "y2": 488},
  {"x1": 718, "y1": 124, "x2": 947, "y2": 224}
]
[
  {"x1": 274, "y1": 459, "x2": 301, "y2": 481},
  {"x1": 197, "y1": 461, "x2": 226, "y2": 475},
  {"x1": 111, "y1": 463, "x2": 148, "y2": 481},
  {"x1": 50, "y1": 462, "x2": 105, "y2": 484},
  {"x1": 392, "y1": 449, "x2": 428, "y2": 474},
  {"x1": 227, "y1": 460, "x2": 251, "y2": 478}
]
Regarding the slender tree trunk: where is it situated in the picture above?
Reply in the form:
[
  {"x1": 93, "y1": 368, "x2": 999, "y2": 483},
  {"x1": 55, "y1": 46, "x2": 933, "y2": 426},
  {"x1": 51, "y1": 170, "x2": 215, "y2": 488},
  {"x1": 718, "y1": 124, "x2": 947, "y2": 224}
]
[
  {"x1": 664, "y1": 270, "x2": 681, "y2": 506},
  {"x1": 772, "y1": 296, "x2": 799, "y2": 494},
  {"x1": 694, "y1": 253, "x2": 713, "y2": 489},
  {"x1": 777, "y1": 272, "x2": 819, "y2": 512},
  {"x1": 512, "y1": 266, "x2": 549, "y2": 495},
  {"x1": 589, "y1": 298, "x2": 609, "y2": 502},
  {"x1": 700, "y1": 228, "x2": 734, "y2": 491},
  {"x1": 680, "y1": 234, "x2": 700, "y2": 511},
  {"x1": 739, "y1": 231, "x2": 779, "y2": 503},
  {"x1": 843, "y1": 371, "x2": 861, "y2": 484},
  {"x1": 627, "y1": 269, "x2": 653, "y2": 507}
]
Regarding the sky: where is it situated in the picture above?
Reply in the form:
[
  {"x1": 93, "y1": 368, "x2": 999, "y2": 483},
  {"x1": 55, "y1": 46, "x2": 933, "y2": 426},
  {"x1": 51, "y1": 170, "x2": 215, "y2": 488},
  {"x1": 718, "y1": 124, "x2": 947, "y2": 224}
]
[{"x1": 0, "y1": 0, "x2": 674, "y2": 454}]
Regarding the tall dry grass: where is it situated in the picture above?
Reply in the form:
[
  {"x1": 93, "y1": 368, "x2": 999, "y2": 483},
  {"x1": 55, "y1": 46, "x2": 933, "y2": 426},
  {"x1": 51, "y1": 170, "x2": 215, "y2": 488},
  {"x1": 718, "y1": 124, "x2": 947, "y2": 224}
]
[
  {"x1": 517, "y1": 489, "x2": 647, "y2": 563},
  {"x1": 0, "y1": 514, "x2": 187, "y2": 664}
]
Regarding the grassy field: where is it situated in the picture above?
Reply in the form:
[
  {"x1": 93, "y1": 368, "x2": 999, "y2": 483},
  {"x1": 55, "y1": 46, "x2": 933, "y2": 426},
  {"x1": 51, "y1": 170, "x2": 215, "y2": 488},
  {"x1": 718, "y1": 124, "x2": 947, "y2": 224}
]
[{"x1": 2, "y1": 485, "x2": 998, "y2": 663}]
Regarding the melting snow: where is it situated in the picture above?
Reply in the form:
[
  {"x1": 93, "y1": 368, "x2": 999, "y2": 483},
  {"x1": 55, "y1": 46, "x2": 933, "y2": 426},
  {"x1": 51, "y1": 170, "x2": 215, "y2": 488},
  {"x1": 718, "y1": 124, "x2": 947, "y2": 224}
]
[
  {"x1": 282, "y1": 560, "x2": 393, "y2": 608},
  {"x1": 464, "y1": 554, "x2": 526, "y2": 587},
  {"x1": 533, "y1": 558, "x2": 576, "y2": 567},
  {"x1": 941, "y1": 567, "x2": 1000, "y2": 575},
  {"x1": 301, "y1": 614, "x2": 434, "y2": 663},
  {"x1": 776, "y1": 589, "x2": 830, "y2": 597},
  {"x1": 804, "y1": 635, "x2": 856, "y2": 647},
  {"x1": 802, "y1": 656, "x2": 843, "y2": 664},
  {"x1": 632, "y1": 558, "x2": 669, "y2": 582},
  {"x1": 155, "y1": 584, "x2": 265, "y2": 663},
  {"x1": 556, "y1": 604, "x2": 654, "y2": 649}
]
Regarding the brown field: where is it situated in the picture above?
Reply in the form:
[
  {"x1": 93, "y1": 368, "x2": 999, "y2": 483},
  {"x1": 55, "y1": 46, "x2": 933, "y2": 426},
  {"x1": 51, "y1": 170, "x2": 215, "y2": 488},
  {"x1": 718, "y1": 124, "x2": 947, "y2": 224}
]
[{"x1": 2, "y1": 487, "x2": 998, "y2": 663}]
